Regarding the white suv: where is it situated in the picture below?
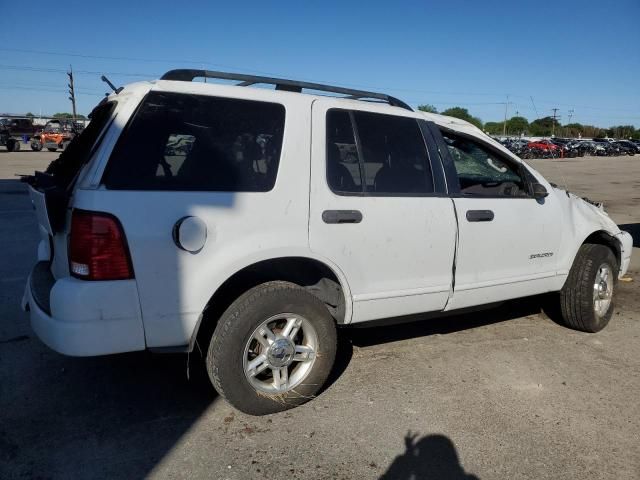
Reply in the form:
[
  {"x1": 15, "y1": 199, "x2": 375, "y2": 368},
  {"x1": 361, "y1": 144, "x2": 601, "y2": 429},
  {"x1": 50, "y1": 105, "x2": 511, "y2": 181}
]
[{"x1": 22, "y1": 70, "x2": 633, "y2": 415}]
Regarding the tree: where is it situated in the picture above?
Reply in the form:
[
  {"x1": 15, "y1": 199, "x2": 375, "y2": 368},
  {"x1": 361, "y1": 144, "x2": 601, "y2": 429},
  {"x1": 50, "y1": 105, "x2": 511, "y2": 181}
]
[
  {"x1": 506, "y1": 116, "x2": 529, "y2": 135},
  {"x1": 441, "y1": 107, "x2": 483, "y2": 129},
  {"x1": 483, "y1": 122, "x2": 503, "y2": 135},
  {"x1": 25, "y1": 112, "x2": 35, "y2": 118},
  {"x1": 417, "y1": 104, "x2": 438, "y2": 114},
  {"x1": 606, "y1": 125, "x2": 636, "y2": 139},
  {"x1": 529, "y1": 116, "x2": 561, "y2": 136},
  {"x1": 52, "y1": 112, "x2": 86, "y2": 119},
  {"x1": 564, "y1": 123, "x2": 584, "y2": 137}
]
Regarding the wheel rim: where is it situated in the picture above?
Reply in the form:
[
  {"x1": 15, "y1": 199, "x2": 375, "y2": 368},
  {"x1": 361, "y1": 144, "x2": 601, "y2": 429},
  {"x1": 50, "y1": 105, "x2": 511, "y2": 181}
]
[
  {"x1": 243, "y1": 313, "x2": 318, "y2": 394},
  {"x1": 593, "y1": 263, "x2": 613, "y2": 318}
]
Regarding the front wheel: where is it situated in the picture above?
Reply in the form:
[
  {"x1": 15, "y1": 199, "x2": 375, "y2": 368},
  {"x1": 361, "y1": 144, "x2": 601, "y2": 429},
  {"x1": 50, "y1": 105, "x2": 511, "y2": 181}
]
[
  {"x1": 31, "y1": 141, "x2": 43, "y2": 151},
  {"x1": 207, "y1": 281, "x2": 337, "y2": 415},
  {"x1": 559, "y1": 244, "x2": 618, "y2": 332}
]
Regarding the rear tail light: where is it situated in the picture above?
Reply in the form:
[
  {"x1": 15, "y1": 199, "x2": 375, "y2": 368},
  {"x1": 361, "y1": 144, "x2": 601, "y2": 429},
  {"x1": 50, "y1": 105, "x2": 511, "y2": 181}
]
[{"x1": 69, "y1": 210, "x2": 133, "y2": 280}]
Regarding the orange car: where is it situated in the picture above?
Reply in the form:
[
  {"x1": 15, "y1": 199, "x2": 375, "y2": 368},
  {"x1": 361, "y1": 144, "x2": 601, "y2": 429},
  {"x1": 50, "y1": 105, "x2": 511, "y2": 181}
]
[{"x1": 31, "y1": 120, "x2": 82, "y2": 152}]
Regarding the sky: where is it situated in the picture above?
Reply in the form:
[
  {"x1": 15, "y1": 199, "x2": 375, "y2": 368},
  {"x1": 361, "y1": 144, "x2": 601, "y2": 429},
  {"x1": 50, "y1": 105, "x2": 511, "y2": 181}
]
[{"x1": 0, "y1": 0, "x2": 638, "y2": 127}]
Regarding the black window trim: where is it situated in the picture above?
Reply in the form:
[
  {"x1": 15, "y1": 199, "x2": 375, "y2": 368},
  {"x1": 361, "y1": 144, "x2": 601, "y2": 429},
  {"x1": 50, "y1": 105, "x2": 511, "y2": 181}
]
[
  {"x1": 325, "y1": 108, "x2": 447, "y2": 198},
  {"x1": 429, "y1": 124, "x2": 536, "y2": 200}
]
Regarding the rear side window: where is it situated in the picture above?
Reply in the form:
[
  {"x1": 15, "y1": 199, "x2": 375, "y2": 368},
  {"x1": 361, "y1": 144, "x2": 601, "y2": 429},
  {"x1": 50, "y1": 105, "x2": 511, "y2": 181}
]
[
  {"x1": 326, "y1": 109, "x2": 434, "y2": 195},
  {"x1": 103, "y1": 92, "x2": 285, "y2": 191}
]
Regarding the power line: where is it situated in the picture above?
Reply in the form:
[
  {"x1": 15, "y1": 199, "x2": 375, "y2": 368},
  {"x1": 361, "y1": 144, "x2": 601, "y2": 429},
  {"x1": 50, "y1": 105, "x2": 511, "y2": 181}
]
[
  {"x1": 0, "y1": 85, "x2": 102, "y2": 96},
  {"x1": 1, "y1": 57, "x2": 638, "y2": 116},
  {"x1": 0, "y1": 64, "x2": 157, "y2": 78}
]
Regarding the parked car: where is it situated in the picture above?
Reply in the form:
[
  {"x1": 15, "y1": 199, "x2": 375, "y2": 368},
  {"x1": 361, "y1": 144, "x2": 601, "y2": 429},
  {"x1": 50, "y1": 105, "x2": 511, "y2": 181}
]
[
  {"x1": 527, "y1": 139, "x2": 559, "y2": 152},
  {"x1": 30, "y1": 119, "x2": 84, "y2": 152},
  {"x1": 577, "y1": 140, "x2": 608, "y2": 156},
  {"x1": 0, "y1": 117, "x2": 38, "y2": 151},
  {"x1": 22, "y1": 70, "x2": 633, "y2": 415},
  {"x1": 612, "y1": 140, "x2": 638, "y2": 155}
]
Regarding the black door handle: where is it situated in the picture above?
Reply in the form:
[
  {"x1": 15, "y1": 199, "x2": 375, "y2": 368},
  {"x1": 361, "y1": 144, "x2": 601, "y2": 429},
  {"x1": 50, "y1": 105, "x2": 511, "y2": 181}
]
[
  {"x1": 322, "y1": 210, "x2": 363, "y2": 224},
  {"x1": 466, "y1": 210, "x2": 494, "y2": 222}
]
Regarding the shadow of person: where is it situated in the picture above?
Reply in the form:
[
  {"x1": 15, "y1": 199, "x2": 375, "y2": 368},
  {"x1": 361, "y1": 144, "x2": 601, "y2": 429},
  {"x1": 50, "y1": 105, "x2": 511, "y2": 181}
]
[{"x1": 380, "y1": 432, "x2": 479, "y2": 480}]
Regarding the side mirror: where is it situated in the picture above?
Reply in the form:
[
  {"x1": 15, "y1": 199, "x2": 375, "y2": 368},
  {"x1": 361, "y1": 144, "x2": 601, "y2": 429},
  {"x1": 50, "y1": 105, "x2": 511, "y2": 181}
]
[{"x1": 532, "y1": 183, "x2": 549, "y2": 199}]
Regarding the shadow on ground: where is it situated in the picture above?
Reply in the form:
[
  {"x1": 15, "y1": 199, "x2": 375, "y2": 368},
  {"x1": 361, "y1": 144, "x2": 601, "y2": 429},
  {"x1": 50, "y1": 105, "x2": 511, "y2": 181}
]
[
  {"x1": 4, "y1": 294, "x2": 544, "y2": 479},
  {"x1": 343, "y1": 297, "x2": 542, "y2": 348},
  {"x1": 380, "y1": 432, "x2": 479, "y2": 479},
  {"x1": 1, "y1": 346, "x2": 217, "y2": 479},
  {"x1": 619, "y1": 223, "x2": 640, "y2": 248}
]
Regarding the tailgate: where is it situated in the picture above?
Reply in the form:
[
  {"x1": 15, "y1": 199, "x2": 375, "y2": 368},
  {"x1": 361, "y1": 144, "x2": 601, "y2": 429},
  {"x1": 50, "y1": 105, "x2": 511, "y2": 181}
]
[{"x1": 26, "y1": 182, "x2": 69, "y2": 279}]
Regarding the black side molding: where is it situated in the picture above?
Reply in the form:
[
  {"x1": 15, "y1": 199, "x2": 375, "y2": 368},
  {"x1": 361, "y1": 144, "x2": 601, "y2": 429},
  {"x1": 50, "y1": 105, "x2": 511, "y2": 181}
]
[
  {"x1": 322, "y1": 210, "x2": 363, "y2": 224},
  {"x1": 466, "y1": 210, "x2": 494, "y2": 222}
]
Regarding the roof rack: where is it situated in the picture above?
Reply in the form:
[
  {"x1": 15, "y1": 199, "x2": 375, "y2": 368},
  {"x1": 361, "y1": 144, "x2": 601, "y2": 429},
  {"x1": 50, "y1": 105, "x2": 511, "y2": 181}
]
[{"x1": 160, "y1": 69, "x2": 413, "y2": 111}]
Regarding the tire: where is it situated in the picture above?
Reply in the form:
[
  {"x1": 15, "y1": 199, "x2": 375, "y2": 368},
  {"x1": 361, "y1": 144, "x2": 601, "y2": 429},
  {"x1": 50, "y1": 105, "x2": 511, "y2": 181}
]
[
  {"x1": 207, "y1": 281, "x2": 337, "y2": 415},
  {"x1": 31, "y1": 141, "x2": 42, "y2": 151},
  {"x1": 559, "y1": 244, "x2": 618, "y2": 332},
  {"x1": 6, "y1": 139, "x2": 16, "y2": 151},
  {"x1": 47, "y1": 148, "x2": 57, "y2": 152}
]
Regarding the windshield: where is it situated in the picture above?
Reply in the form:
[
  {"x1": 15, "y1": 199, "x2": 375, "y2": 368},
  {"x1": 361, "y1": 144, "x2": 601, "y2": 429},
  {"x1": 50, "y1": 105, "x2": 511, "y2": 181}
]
[{"x1": 44, "y1": 122, "x2": 62, "y2": 133}]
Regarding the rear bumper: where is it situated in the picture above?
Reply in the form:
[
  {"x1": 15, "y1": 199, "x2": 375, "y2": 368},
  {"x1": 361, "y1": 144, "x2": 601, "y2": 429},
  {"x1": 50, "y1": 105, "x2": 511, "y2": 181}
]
[
  {"x1": 23, "y1": 262, "x2": 146, "y2": 356},
  {"x1": 617, "y1": 231, "x2": 633, "y2": 278}
]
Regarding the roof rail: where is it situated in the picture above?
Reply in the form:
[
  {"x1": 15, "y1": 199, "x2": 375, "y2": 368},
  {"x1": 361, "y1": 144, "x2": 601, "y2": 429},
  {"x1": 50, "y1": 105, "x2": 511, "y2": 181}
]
[{"x1": 160, "y1": 69, "x2": 413, "y2": 111}]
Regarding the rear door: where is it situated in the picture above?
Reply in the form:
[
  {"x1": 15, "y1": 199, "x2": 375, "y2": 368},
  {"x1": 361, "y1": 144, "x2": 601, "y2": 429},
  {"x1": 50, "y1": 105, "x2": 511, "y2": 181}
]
[
  {"x1": 95, "y1": 90, "x2": 307, "y2": 347},
  {"x1": 309, "y1": 100, "x2": 457, "y2": 323}
]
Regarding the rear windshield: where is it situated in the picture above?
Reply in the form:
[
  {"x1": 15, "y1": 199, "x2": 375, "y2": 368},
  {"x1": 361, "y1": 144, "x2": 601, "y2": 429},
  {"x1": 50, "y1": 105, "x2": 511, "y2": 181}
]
[
  {"x1": 102, "y1": 91, "x2": 286, "y2": 192},
  {"x1": 45, "y1": 101, "x2": 116, "y2": 189}
]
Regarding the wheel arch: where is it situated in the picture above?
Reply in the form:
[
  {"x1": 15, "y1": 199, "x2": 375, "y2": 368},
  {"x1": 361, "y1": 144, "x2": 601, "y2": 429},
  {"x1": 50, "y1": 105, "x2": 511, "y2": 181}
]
[
  {"x1": 189, "y1": 255, "x2": 352, "y2": 354},
  {"x1": 582, "y1": 230, "x2": 622, "y2": 268}
]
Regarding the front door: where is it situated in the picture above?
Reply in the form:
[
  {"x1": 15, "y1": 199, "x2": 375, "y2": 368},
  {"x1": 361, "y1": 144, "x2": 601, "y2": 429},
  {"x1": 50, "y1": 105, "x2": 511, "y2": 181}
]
[
  {"x1": 431, "y1": 127, "x2": 563, "y2": 310},
  {"x1": 309, "y1": 101, "x2": 458, "y2": 323}
]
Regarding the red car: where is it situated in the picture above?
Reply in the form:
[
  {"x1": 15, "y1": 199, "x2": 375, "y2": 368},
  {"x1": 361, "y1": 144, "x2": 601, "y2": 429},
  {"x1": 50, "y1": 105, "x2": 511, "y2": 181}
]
[{"x1": 527, "y1": 139, "x2": 559, "y2": 151}]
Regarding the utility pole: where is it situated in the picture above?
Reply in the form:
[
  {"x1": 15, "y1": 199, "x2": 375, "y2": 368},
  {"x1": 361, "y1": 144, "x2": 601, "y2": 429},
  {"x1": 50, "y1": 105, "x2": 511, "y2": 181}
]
[
  {"x1": 502, "y1": 95, "x2": 510, "y2": 136},
  {"x1": 567, "y1": 109, "x2": 574, "y2": 124},
  {"x1": 67, "y1": 65, "x2": 77, "y2": 121},
  {"x1": 551, "y1": 107, "x2": 559, "y2": 136}
]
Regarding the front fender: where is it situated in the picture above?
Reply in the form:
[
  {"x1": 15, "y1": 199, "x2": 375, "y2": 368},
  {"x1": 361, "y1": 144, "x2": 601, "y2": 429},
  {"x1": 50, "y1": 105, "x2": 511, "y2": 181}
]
[{"x1": 554, "y1": 187, "x2": 624, "y2": 277}]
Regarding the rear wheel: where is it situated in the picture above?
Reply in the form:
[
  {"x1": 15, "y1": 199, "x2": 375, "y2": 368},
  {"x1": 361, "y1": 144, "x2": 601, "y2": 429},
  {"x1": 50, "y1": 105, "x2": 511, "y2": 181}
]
[
  {"x1": 559, "y1": 244, "x2": 618, "y2": 332},
  {"x1": 206, "y1": 281, "x2": 337, "y2": 415},
  {"x1": 6, "y1": 139, "x2": 19, "y2": 151},
  {"x1": 31, "y1": 141, "x2": 43, "y2": 151}
]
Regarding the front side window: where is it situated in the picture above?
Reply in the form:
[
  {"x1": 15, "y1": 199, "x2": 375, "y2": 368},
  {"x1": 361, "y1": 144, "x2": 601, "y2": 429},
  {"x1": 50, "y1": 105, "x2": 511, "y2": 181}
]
[
  {"x1": 441, "y1": 132, "x2": 528, "y2": 197},
  {"x1": 326, "y1": 109, "x2": 434, "y2": 195},
  {"x1": 104, "y1": 92, "x2": 285, "y2": 191}
]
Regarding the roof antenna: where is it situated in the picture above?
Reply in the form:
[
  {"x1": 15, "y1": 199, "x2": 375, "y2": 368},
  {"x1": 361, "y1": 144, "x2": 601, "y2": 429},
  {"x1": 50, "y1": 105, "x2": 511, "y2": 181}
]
[{"x1": 101, "y1": 75, "x2": 122, "y2": 94}]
